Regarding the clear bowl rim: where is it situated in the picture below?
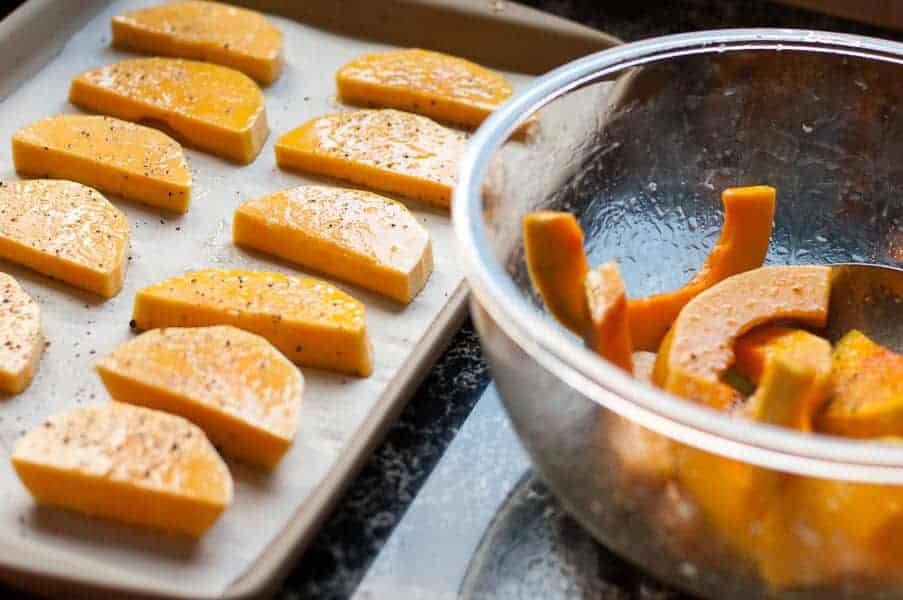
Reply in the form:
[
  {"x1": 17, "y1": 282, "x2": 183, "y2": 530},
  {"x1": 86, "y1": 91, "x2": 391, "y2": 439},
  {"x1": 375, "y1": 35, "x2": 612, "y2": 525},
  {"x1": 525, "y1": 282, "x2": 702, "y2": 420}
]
[{"x1": 452, "y1": 28, "x2": 903, "y2": 482}]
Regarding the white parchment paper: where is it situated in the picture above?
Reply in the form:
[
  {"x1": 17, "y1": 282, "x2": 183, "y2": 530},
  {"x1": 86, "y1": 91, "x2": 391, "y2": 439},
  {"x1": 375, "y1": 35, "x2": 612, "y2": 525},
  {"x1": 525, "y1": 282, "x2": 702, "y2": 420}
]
[{"x1": 0, "y1": 1, "x2": 532, "y2": 596}]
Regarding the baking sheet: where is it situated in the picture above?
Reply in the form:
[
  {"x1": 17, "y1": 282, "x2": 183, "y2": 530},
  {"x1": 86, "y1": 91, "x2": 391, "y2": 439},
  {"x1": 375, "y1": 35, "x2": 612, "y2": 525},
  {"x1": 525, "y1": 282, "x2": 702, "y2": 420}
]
[{"x1": 0, "y1": 2, "x2": 538, "y2": 598}]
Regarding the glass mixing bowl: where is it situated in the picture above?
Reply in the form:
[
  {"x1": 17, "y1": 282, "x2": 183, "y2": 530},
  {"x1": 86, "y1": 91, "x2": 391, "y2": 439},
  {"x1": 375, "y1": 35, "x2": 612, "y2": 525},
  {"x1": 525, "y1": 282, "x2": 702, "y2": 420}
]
[{"x1": 453, "y1": 30, "x2": 903, "y2": 599}]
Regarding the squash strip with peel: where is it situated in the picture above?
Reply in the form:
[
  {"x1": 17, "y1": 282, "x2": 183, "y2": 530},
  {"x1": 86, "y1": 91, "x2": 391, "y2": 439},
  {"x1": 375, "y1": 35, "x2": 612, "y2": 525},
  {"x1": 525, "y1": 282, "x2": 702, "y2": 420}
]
[{"x1": 523, "y1": 211, "x2": 590, "y2": 335}]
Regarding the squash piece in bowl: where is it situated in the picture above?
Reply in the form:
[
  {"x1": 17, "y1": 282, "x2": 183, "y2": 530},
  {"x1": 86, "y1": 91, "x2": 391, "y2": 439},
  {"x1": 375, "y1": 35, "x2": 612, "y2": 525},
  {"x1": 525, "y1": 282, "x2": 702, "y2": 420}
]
[
  {"x1": 584, "y1": 261, "x2": 633, "y2": 373},
  {"x1": 734, "y1": 326, "x2": 832, "y2": 431},
  {"x1": 816, "y1": 329, "x2": 903, "y2": 437},
  {"x1": 523, "y1": 211, "x2": 590, "y2": 335},
  {"x1": 522, "y1": 185, "x2": 775, "y2": 352}
]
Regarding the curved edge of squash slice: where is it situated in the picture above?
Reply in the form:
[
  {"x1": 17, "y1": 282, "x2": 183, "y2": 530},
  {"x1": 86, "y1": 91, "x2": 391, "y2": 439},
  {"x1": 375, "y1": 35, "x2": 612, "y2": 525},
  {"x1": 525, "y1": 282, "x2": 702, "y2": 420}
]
[
  {"x1": 523, "y1": 211, "x2": 589, "y2": 334},
  {"x1": 628, "y1": 185, "x2": 776, "y2": 351}
]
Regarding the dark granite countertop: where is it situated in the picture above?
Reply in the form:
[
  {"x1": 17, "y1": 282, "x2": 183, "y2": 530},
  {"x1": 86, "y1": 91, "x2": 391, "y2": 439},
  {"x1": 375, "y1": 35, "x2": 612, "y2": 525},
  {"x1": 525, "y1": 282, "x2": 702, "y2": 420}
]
[{"x1": 2, "y1": 2, "x2": 902, "y2": 600}]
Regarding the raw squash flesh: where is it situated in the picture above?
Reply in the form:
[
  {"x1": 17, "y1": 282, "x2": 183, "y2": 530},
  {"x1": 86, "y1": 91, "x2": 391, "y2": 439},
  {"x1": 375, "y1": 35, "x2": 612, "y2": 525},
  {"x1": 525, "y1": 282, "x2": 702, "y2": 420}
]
[
  {"x1": 734, "y1": 326, "x2": 832, "y2": 431},
  {"x1": 654, "y1": 266, "x2": 831, "y2": 408},
  {"x1": 12, "y1": 403, "x2": 232, "y2": 537},
  {"x1": 70, "y1": 58, "x2": 268, "y2": 164},
  {"x1": 584, "y1": 261, "x2": 632, "y2": 372},
  {"x1": 111, "y1": 0, "x2": 284, "y2": 84},
  {"x1": 96, "y1": 326, "x2": 303, "y2": 468},
  {"x1": 13, "y1": 114, "x2": 192, "y2": 213},
  {"x1": 233, "y1": 185, "x2": 433, "y2": 303},
  {"x1": 816, "y1": 330, "x2": 903, "y2": 437},
  {"x1": 0, "y1": 180, "x2": 129, "y2": 298},
  {"x1": 274, "y1": 109, "x2": 465, "y2": 208},
  {"x1": 0, "y1": 273, "x2": 43, "y2": 394},
  {"x1": 523, "y1": 211, "x2": 589, "y2": 335},
  {"x1": 628, "y1": 186, "x2": 776, "y2": 351},
  {"x1": 132, "y1": 269, "x2": 372, "y2": 376},
  {"x1": 336, "y1": 48, "x2": 512, "y2": 128}
]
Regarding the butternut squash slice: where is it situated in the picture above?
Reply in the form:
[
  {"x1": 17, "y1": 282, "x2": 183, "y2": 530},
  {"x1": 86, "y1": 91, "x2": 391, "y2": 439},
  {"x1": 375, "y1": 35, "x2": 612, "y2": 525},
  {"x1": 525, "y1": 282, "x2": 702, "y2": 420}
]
[
  {"x1": 628, "y1": 186, "x2": 776, "y2": 351},
  {"x1": 70, "y1": 58, "x2": 268, "y2": 164},
  {"x1": 584, "y1": 261, "x2": 632, "y2": 372},
  {"x1": 274, "y1": 109, "x2": 465, "y2": 208},
  {"x1": 233, "y1": 185, "x2": 433, "y2": 303},
  {"x1": 0, "y1": 273, "x2": 43, "y2": 394},
  {"x1": 132, "y1": 269, "x2": 372, "y2": 376},
  {"x1": 653, "y1": 266, "x2": 831, "y2": 409},
  {"x1": 523, "y1": 211, "x2": 589, "y2": 335},
  {"x1": 96, "y1": 326, "x2": 303, "y2": 468},
  {"x1": 816, "y1": 330, "x2": 903, "y2": 437},
  {"x1": 336, "y1": 48, "x2": 512, "y2": 128},
  {"x1": 13, "y1": 114, "x2": 192, "y2": 213},
  {"x1": 12, "y1": 403, "x2": 232, "y2": 537},
  {"x1": 0, "y1": 180, "x2": 129, "y2": 298},
  {"x1": 111, "y1": 1, "x2": 284, "y2": 84},
  {"x1": 734, "y1": 326, "x2": 832, "y2": 431}
]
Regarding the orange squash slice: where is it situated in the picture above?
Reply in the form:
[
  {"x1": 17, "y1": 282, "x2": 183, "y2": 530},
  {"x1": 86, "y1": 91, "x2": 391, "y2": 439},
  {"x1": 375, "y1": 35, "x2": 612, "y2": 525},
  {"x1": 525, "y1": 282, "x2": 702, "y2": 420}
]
[
  {"x1": 12, "y1": 114, "x2": 192, "y2": 213},
  {"x1": 523, "y1": 211, "x2": 589, "y2": 335},
  {"x1": 111, "y1": 1, "x2": 284, "y2": 84},
  {"x1": 816, "y1": 330, "x2": 903, "y2": 437},
  {"x1": 132, "y1": 269, "x2": 372, "y2": 376},
  {"x1": 0, "y1": 180, "x2": 130, "y2": 298},
  {"x1": 628, "y1": 186, "x2": 776, "y2": 351},
  {"x1": 0, "y1": 274, "x2": 43, "y2": 394},
  {"x1": 336, "y1": 48, "x2": 512, "y2": 128},
  {"x1": 97, "y1": 326, "x2": 303, "y2": 468},
  {"x1": 584, "y1": 261, "x2": 632, "y2": 372},
  {"x1": 233, "y1": 185, "x2": 432, "y2": 303},
  {"x1": 70, "y1": 58, "x2": 268, "y2": 164},
  {"x1": 275, "y1": 109, "x2": 465, "y2": 208},
  {"x1": 654, "y1": 266, "x2": 831, "y2": 409},
  {"x1": 12, "y1": 403, "x2": 232, "y2": 537}
]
